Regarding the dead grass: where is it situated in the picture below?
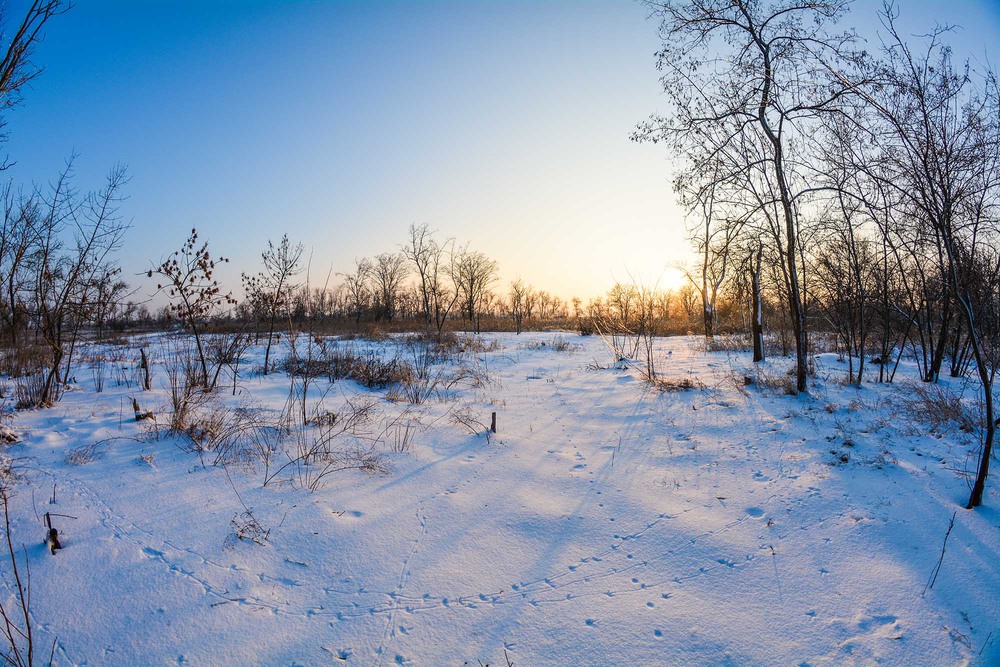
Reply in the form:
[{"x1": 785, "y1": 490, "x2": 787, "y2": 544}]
[
  {"x1": 66, "y1": 442, "x2": 106, "y2": 465},
  {"x1": 705, "y1": 335, "x2": 751, "y2": 352},
  {"x1": 742, "y1": 366, "x2": 799, "y2": 395},
  {"x1": 650, "y1": 376, "x2": 706, "y2": 392},
  {"x1": 12, "y1": 373, "x2": 45, "y2": 410},
  {"x1": 903, "y1": 382, "x2": 979, "y2": 433},
  {"x1": 0, "y1": 344, "x2": 49, "y2": 379},
  {"x1": 524, "y1": 335, "x2": 575, "y2": 352}
]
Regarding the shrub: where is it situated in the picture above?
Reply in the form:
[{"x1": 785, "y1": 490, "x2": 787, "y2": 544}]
[
  {"x1": 12, "y1": 374, "x2": 44, "y2": 410},
  {"x1": 904, "y1": 382, "x2": 979, "y2": 433},
  {"x1": 651, "y1": 376, "x2": 705, "y2": 392},
  {"x1": 0, "y1": 345, "x2": 49, "y2": 379}
]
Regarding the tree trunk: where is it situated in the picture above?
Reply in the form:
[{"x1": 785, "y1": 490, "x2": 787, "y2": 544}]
[
  {"x1": 927, "y1": 297, "x2": 951, "y2": 383},
  {"x1": 751, "y1": 247, "x2": 764, "y2": 363},
  {"x1": 961, "y1": 295, "x2": 994, "y2": 508}
]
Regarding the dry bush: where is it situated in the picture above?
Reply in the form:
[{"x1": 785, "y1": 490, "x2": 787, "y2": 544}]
[
  {"x1": 451, "y1": 405, "x2": 492, "y2": 436},
  {"x1": 0, "y1": 345, "x2": 49, "y2": 379},
  {"x1": 181, "y1": 405, "x2": 226, "y2": 450},
  {"x1": 210, "y1": 404, "x2": 279, "y2": 469},
  {"x1": 90, "y1": 355, "x2": 107, "y2": 393},
  {"x1": 705, "y1": 335, "x2": 751, "y2": 352},
  {"x1": 524, "y1": 335, "x2": 575, "y2": 352},
  {"x1": 282, "y1": 342, "x2": 415, "y2": 390},
  {"x1": 205, "y1": 333, "x2": 242, "y2": 366},
  {"x1": 351, "y1": 351, "x2": 413, "y2": 389},
  {"x1": 650, "y1": 376, "x2": 705, "y2": 392},
  {"x1": 386, "y1": 378, "x2": 433, "y2": 404},
  {"x1": 357, "y1": 324, "x2": 388, "y2": 342},
  {"x1": 404, "y1": 331, "x2": 461, "y2": 364},
  {"x1": 65, "y1": 442, "x2": 106, "y2": 465},
  {"x1": 454, "y1": 334, "x2": 500, "y2": 354},
  {"x1": 267, "y1": 394, "x2": 383, "y2": 490},
  {"x1": 384, "y1": 418, "x2": 417, "y2": 453},
  {"x1": 279, "y1": 353, "x2": 329, "y2": 379},
  {"x1": 12, "y1": 374, "x2": 44, "y2": 410},
  {"x1": 903, "y1": 383, "x2": 979, "y2": 433},
  {"x1": 405, "y1": 331, "x2": 500, "y2": 363},
  {"x1": 165, "y1": 367, "x2": 201, "y2": 436},
  {"x1": 0, "y1": 454, "x2": 20, "y2": 490},
  {"x1": 449, "y1": 357, "x2": 502, "y2": 392},
  {"x1": 596, "y1": 325, "x2": 641, "y2": 363},
  {"x1": 386, "y1": 351, "x2": 436, "y2": 403},
  {"x1": 319, "y1": 344, "x2": 353, "y2": 381},
  {"x1": 745, "y1": 366, "x2": 799, "y2": 395},
  {"x1": 725, "y1": 370, "x2": 753, "y2": 397},
  {"x1": 161, "y1": 342, "x2": 230, "y2": 452},
  {"x1": 206, "y1": 332, "x2": 253, "y2": 387}
]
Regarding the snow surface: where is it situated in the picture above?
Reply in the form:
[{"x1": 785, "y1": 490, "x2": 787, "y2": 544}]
[{"x1": 1, "y1": 332, "x2": 998, "y2": 665}]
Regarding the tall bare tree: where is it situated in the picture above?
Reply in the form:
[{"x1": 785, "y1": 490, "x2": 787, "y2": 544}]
[
  {"x1": 37, "y1": 163, "x2": 130, "y2": 405},
  {"x1": 402, "y1": 223, "x2": 435, "y2": 327},
  {"x1": 451, "y1": 245, "x2": 498, "y2": 333},
  {"x1": 340, "y1": 257, "x2": 372, "y2": 325},
  {"x1": 508, "y1": 279, "x2": 531, "y2": 334},
  {"x1": 370, "y1": 251, "x2": 409, "y2": 323},
  {"x1": 636, "y1": 0, "x2": 859, "y2": 392},
  {"x1": 841, "y1": 10, "x2": 1000, "y2": 507}
]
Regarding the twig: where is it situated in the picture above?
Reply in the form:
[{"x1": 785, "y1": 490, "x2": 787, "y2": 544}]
[
  {"x1": 980, "y1": 631, "x2": 993, "y2": 657},
  {"x1": 923, "y1": 511, "x2": 957, "y2": 596}
]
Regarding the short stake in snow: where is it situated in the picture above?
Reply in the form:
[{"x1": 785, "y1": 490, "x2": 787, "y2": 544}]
[
  {"x1": 131, "y1": 397, "x2": 154, "y2": 422},
  {"x1": 491, "y1": 411, "x2": 497, "y2": 433},
  {"x1": 44, "y1": 513, "x2": 61, "y2": 555}
]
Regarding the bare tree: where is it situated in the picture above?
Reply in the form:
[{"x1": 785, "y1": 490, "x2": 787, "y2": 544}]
[
  {"x1": 635, "y1": 0, "x2": 860, "y2": 392},
  {"x1": 400, "y1": 224, "x2": 458, "y2": 333},
  {"x1": 148, "y1": 228, "x2": 235, "y2": 388},
  {"x1": 36, "y1": 163, "x2": 130, "y2": 405},
  {"x1": 0, "y1": 186, "x2": 37, "y2": 345},
  {"x1": 340, "y1": 257, "x2": 372, "y2": 325},
  {"x1": 242, "y1": 234, "x2": 303, "y2": 374},
  {"x1": 451, "y1": 245, "x2": 498, "y2": 333},
  {"x1": 841, "y1": 10, "x2": 1000, "y2": 507},
  {"x1": 370, "y1": 251, "x2": 409, "y2": 323},
  {"x1": 508, "y1": 279, "x2": 531, "y2": 334},
  {"x1": 402, "y1": 223, "x2": 435, "y2": 327}
]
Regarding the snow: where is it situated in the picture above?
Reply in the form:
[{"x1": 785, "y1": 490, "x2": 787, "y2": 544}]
[{"x1": 1, "y1": 332, "x2": 997, "y2": 665}]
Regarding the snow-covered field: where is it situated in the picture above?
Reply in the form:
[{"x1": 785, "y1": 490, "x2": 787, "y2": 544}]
[{"x1": 2, "y1": 332, "x2": 997, "y2": 665}]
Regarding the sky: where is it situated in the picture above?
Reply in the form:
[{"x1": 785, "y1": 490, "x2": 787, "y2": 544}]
[{"x1": 4, "y1": 0, "x2": 1000, "y2": 304}]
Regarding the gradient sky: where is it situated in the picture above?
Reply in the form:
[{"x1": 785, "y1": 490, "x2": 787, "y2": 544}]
[{"x1": 4, "y1": 0, "x2": 1000, "y2": 303}]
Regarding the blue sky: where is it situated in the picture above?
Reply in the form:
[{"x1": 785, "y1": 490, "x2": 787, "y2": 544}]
[{"x1": 4, "y1": 0, "x2": 1000, "y2": 302}]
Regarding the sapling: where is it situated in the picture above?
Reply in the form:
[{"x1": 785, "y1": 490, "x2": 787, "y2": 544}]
[{"x1": 148, "y1": 229, "x2": 236, "y2": 388}]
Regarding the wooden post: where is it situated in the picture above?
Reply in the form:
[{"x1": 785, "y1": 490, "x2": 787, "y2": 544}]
[
  {"x1": 131, "y1": 397, "x2": 153, "y2": 422},
  {"x1": 490, "y1": 411, "x2": 497, "y2": 433},
  {"x1": 44, "y1": 513, "x2": 61, "y2": 554}
]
